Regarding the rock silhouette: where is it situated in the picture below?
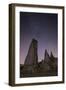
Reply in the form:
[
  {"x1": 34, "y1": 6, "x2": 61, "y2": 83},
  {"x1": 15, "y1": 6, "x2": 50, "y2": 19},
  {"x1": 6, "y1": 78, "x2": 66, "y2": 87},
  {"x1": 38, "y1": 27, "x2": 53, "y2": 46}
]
[
  {"x1": 20, "y1": 39, "x2": 58, "y2": 77},
  {"x1": 44, "y1": 49, "x2": 50, "y2": 63},
  {"x1": 24, "y1": 39, "x2": 38, "y2": 65}
]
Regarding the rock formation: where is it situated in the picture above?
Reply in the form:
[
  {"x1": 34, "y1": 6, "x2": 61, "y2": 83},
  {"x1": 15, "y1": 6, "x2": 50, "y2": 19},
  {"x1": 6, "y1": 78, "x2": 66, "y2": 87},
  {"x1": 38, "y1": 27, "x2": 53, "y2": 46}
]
[
  {"x1": 44, "y1": 49, "x2": 50, "y2": 63},
  {"x1": 20, "y1": 39, "x2": 38, "y2": 77},
  {"x1": 20, "y1": 39, "x2": 58, "y2": 77},
  {"x1": 24, "y1": 39, "x2": 38, "y2": 65}
]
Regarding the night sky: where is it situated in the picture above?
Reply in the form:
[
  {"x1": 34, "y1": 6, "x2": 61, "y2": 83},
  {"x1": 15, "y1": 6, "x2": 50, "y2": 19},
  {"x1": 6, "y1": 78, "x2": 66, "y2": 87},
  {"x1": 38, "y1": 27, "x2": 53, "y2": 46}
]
[{"x1": 20, "y1": 12, "x2": 58, "y2": 64}]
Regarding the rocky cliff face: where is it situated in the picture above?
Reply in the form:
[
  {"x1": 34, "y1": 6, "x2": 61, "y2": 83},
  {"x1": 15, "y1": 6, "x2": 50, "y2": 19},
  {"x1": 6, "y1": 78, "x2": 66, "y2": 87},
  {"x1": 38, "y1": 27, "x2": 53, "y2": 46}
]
[
  {"x1": 20, "y1": 39, "x2": 58, "y2": 77},
  {"x1": 24, "y1": 39, "x2": 38, "y2": 65}
]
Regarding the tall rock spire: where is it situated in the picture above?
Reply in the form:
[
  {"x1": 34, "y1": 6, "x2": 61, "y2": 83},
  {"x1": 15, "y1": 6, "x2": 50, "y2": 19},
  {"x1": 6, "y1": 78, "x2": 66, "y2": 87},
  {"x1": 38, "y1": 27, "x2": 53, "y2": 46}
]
[
  {"x1": 24, "y1": 39, "x2": 38, "y2": 65},
  {"x1": 44, "y1": 49, "x2": 50, "y2": 63},
  {"x1": 50, "y1": 51, "x2": 54, "y2": 58}
]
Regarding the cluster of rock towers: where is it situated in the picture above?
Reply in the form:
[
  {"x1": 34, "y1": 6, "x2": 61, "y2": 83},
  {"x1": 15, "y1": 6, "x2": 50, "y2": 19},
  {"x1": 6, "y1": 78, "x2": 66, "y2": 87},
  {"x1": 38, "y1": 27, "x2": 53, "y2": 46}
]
[{"x1": 20, "y1": 39, "x2": 58, "y2": 77}]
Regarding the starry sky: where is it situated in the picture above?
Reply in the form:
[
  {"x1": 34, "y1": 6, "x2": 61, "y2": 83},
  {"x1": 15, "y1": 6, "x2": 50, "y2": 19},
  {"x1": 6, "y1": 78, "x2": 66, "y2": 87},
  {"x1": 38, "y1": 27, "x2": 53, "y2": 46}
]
[{"x1": 20, "y1": 12, "x2": 58, "y2": 64}]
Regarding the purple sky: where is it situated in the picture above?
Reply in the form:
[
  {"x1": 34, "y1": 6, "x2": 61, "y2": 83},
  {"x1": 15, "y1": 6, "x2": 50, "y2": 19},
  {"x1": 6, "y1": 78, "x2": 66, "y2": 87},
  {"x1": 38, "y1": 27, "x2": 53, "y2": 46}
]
[{"x1": 20, "y1": 12, "x2": 58, "y2": 64}]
